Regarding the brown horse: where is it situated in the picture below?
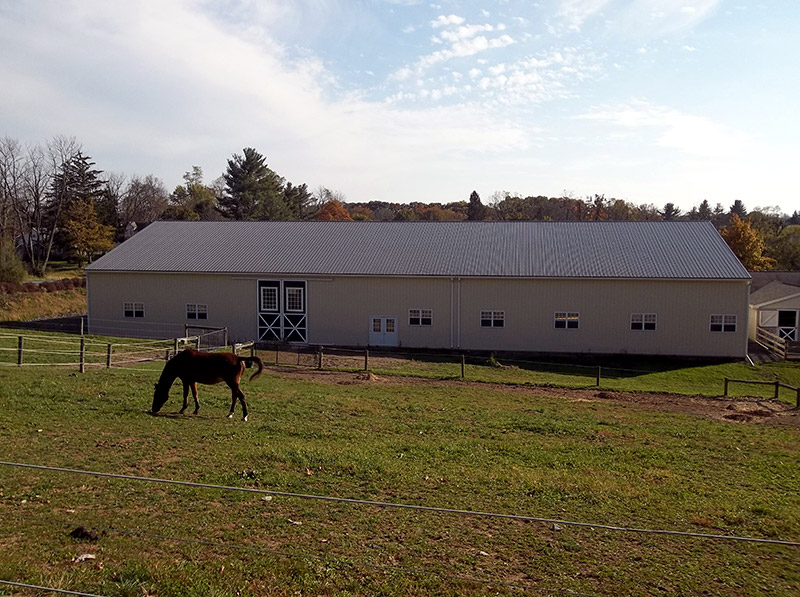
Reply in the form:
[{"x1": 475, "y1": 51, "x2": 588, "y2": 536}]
[{"x1": 152, "y1": 348, "x2": 264, "y2": 421}]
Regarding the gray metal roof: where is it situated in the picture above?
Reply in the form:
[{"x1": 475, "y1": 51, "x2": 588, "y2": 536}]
[
  {"x1": 85, "y1": 220, "x2": 751, "y2": 280},
  {"x1": 749, "y1": 280, "x2": 800, "y2": 306}
]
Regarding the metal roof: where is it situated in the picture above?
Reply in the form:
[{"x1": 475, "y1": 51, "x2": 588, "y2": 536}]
[
  {"x1": 749, "y1": 280, "x2": 800, "y2": 307},
  {"x1": 85, "y1": 220, "x2": 751, "y2": 280}
]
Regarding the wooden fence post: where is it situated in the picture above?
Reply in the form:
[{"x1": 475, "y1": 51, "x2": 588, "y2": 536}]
[
  {"x1": 318, "y1": 347, "x2": 324, "y2": 370},
  {"x1": 596, "y1": 366, "x2": 601, "y2": 386},
  {"x1": 17, "y1": 336, "x2": 23, "y2": 366},
  {"x1": 275, "y1": 349, "x2": 279, "y2": 365},
  {"x1": 173, "y1": 338, "x2": 179, "y2": 357},
  {"x1": 106, "y1": 344, "x2": 112, "y2": 369},
  {"x1": 461, "y1": 354, "x2": 465, "y2": 379},
  {"x1": 364, "y1": 350, "x2": 369, "y2": 371},
  {"x1": 724, "y1": 377, "x2": 729, "y2": 397},
  {"x1": 79, "y1": 337, "x2": 86, "y2": 373},
  {"x1": 774, "y1": 381, "x2": 780, "y2": 400}
]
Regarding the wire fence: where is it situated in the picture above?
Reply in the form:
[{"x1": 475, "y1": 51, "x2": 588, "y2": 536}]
[{"x1": 1, "y1": 460, "x2": 797, "y2": 596}]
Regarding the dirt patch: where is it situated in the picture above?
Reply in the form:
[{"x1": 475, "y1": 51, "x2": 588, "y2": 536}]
[{"x1": 269, "y1": 367, "x2": 800, "y2": 428}]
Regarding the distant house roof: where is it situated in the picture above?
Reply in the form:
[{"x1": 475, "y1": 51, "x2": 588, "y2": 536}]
[
  {"x1": 749, "y1": 271, "x2": 800, "y2": 292},
  {"x1": 85, "y1": 220, "x2": 751, "y2": 280},
  {"x1": 749, "y1": 280, "x2": 800, "y2": 307}
]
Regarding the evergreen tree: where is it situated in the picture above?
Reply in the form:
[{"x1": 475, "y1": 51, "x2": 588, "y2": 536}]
[
  {"x1": 467, "y1": 190, "x2": 487, "y2": 221},
  {"x1": 219, "y1": 148, "x2": 287, "y2": 220},
  {"x1": 284, "y1": 182, "x2": 314, "y2": 220}
]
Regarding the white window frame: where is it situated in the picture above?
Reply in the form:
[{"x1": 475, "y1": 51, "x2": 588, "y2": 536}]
[
  {"x1": 710, "y1": 314, "x2": 737, "y2": 333},
  {"x1": 409, "y1": 308, "x2": 433, "y2": 326},
  {"x1": 285, "y1": 286, "x2": 304, "y2": 312},
  {"x1": 123, "y1": 302, "x2": 144, "y2": 318},
  {"x1": 261, "y1": 286, "x2": 278, "y2": 312},
  {"x1": 631, "y1": 313, "x2": 657, "y2": 331},
  {"x1": 186, "y1": 303, "x2": 208, "y2": 320},
  {"x1": 554, "y1": 311, "x2": 579, "y2": 329},
  {"x1": 480, "y1": 310, "x2": 505, "y2": 328}
]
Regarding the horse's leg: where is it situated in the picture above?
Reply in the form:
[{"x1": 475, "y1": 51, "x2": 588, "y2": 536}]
[
  {"x1": 190, "y1": 382, "x2": 200, "y2": 414},
  {"x1": 179, "y1": 381, "x2": 190, "y2": 414},
  {"x1": 237, "y1": 388, "x2": 248, "y2": 422},
  {"x1": 226, "y1": 382, "x2": 248, "y2": 421}
]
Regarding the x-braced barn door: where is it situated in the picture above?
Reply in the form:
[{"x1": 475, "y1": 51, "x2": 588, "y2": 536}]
[{"x1": 258, "y1": 280, "x2": 307, "y2": 343}]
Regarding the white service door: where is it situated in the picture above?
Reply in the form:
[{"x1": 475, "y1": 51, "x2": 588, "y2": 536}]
[{"x1": 369, "y1": 316, "x2": 398, "y2": 346}]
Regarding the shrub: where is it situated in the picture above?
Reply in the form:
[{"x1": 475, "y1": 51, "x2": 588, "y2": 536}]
[{"x1": 0, "y1": 238, "x2": 26, "y2": 284}]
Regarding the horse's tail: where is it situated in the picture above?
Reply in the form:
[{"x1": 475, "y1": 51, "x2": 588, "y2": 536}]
[{"x1": 242, "y1": 356, "x2": 264, "y2": 381}]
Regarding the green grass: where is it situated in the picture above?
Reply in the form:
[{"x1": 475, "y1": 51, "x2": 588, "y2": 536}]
[{"x1": 0, "y1": 332, "x2": 799, "y2": 595}]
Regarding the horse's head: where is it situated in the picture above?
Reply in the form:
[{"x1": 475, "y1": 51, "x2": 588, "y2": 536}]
[{"x1": 152, "y1": 382, "x2": 169, "y2": 414}]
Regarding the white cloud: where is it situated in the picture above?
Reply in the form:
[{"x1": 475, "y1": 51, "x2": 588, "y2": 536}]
[
  {"x1": 575, "y1": 99, "x2": 750, "y2": 158},
  {"x1": 431, "y1": 14, "x2": 465, "y2": 28}
]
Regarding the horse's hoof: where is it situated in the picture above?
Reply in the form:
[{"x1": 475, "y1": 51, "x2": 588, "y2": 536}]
[
  {"x1": 226, "y1": 413, "x2": 233, "y2": 419},
  {"x1": 242, "y1": 415, "x2": 248, "y2": 422},
  {"x1": 193, "y1": 410, "x2": 199, "y2": 415}
]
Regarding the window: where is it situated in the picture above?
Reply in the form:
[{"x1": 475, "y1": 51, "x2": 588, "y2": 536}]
[
  {"x1": 260, "y1": 286, "x2": 278, "y2": 312},
  {"x1": 123, "y1": 302, "x2": 144, "y2": 318},
  {"x1": 710, "y1": 314, "x2": 737, "y2": 333},
  {"x1": 409, "y1": 308, "x2": 433, "y2": 326},
  {"x1": 481, "y1": 310, "x2": 504, "y2": 328},
  {"x1": 631, "y1": 313, "x2": 657, "y2": 331},
  {"x1": 286, "y1": 286, "x2": 304, "y2": 312},
  {"x1": 554, "y1": 312, "x2": 579, "y2": 329},
  {"x1": 186, "y1": 304, "x2": 208, "y2": 320}
]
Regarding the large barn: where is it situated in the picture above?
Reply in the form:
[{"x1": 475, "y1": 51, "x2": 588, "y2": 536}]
[{"x1": 85, "y1": 220, "x2": 751, "y2": 358}]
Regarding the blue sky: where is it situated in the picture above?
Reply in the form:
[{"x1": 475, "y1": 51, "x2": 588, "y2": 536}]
[{"x1": 1, "y1": 0, "x2": 798, "y2": 213}]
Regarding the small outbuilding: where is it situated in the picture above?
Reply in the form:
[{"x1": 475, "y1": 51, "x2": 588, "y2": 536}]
[
  {"x1": 748, "y1": 273, "x2": 800, "y2": 343},
  {"x1": 85, "y1": 220, "x2": 751, "y2": 358}
]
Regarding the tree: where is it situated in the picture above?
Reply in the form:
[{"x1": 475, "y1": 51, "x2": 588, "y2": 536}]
[
  {"x1": 729, "y1": 199, "x2": 747, "y2": 220},
  {"x1": 119, "y1": 174, "x2": 169, "y2": 227},
  {"x1": 467, "y1": 190, "x2": 487, "y2": 221},
  {"x1": 769, "y1": 226, "x2": 800, "y2": 270},
  {"x1": 0, "y1": 232, "x2": 25, "y2": 282},
  {"x1": 283, "y1": 182, "x2": 315, "y2": 220},
  {"x1": 62, "y1": 199, "x2": 115, "y2": 266},
  {"x1": 219, "y1": 148, "x2": 287, "y2": 220},
  {"x1": 164, "y1": 167, "x2": 219, "y2": 221},
  {"x1": 314, "y1": 200, "x2": 353, "y2": 221},
  {"x1": 720, "y1": 214, "x2": 776, "y2": 271},
  {"x1": 660, "y1": 202, "x2": 682, "y2": 221}
]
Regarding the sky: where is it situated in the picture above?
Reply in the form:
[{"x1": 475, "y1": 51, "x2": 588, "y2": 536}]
[{"x1": 1, "y1": 0, "x2": 799, "y2": 214}]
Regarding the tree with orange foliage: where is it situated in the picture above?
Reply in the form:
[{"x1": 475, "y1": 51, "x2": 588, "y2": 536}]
[
  {"x1": 720, "y1": 213, "x2": 776, "y2": 271},
  {"x1": 313, "y1": 200, "x2": 353, "y2": 221}
]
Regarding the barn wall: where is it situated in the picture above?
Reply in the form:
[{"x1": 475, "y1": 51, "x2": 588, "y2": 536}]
[
  {"x1": 87, "y1": 272, "x2": 749, "y2": 357},
  {"x1": 457, "y1": 278, "x2": 748, "y2": 357}
]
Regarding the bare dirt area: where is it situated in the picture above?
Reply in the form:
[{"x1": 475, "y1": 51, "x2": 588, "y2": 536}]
[{"x1": 270, "y1": 366, "x2": 800, "y2": 428}]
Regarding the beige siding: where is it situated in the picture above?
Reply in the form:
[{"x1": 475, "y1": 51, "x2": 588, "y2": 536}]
[
  {"x1": 87, "y1": 272, "x2": 257, "y2": 341},
  {"x1": 87, "y1": 272, "x2": 748, "y2": 357}
]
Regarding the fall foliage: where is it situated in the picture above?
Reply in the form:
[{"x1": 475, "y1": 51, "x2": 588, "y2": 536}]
[{"x1": 720, "y1": 214, "x2": 776, "y2": 271}]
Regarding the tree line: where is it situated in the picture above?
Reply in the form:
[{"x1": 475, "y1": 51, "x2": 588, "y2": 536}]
[{"x1": 1, "y1": 137, "x2": 798, "y2": 280}]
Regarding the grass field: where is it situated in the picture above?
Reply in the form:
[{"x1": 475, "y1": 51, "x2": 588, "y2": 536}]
[{"x1": 0, "y1": 332, "x2": 798, "y2": 596}]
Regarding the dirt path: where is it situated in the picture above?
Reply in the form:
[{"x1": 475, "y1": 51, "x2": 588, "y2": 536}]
[{"x1": 270, "y1": 367, "x2": 800, "y2": 428}]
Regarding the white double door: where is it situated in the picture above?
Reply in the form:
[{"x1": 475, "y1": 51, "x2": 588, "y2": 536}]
[{"x1": 369, "y1": 316, "x2": 398, "y2": 346}]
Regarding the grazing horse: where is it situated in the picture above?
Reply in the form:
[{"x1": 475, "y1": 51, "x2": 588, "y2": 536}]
[{"x1": 152, "y1": 348, "x2": 264, "y2": 421}]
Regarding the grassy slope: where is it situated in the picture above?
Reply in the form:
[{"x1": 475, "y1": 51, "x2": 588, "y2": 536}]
[
  {"x1": 0, "y1": 347, "x2": 798, "y2": 596},
  {"x1": 0, "y1": 288, "x2": 86, "y2": 322}
]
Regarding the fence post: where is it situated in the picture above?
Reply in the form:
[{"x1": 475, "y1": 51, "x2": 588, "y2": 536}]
[
  {"x1": 724, "y1": 378, "x2": 729, "y2": 397},
  {"x1": 165, "y1": 349, "x2": 170, "y2": 361},
  {"x1": 596, "y1": 366, "x2": 601, "y2": 386},
  {"x1": 195, "y1": 336, "x2": 201, "y2": 350},
  {"x1": 774, "y1": 381, "x2": 780, "y2": 400},
  {"x1": 173, "y1": 338, "x2": 179, "y2": 357},
  {"x1": 17, "y1": 336, "x2": 23, "y2": 366},
  {"x1": 364, "y1": 349, "x2": 369, "y2": 371},
  {"x1": 796, "y1": 387, "x2": 799, "y2": 410},
  {"x1": 276, "y1": 349, "x2": 279, "y2": 365},
  {"x1": 79, "y1": 337, "x2": 86, "y2": 373},
  {"x1": 318, "y1": 347, "x2": 324, "y2": 370},
  {"x1": 223, "y1": 328, "x2": 228, "y2": 350},
  {"x1": 461, "y1": 354, "x2": 465, "y2": 379},
  {"x1": 80, "y1": 317, "x2": 84, "y2": 336},
  {"x1": 250, "y1": 345, "x2": 255, "y2": 358},
  {"x1": 106, "y1": 344, "x2": 112, "y2": 369},
  {"x1": 231, "y1": 343, "x2": 236, "y2": 354}
]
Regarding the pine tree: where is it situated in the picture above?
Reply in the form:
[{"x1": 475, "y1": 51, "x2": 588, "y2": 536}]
[
  {"x1": 219, "y1": 148, "x2": 288, "y2": 220},
  {"x1": 467, "y1": 190, "x2": 486, "y2": 221}
]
